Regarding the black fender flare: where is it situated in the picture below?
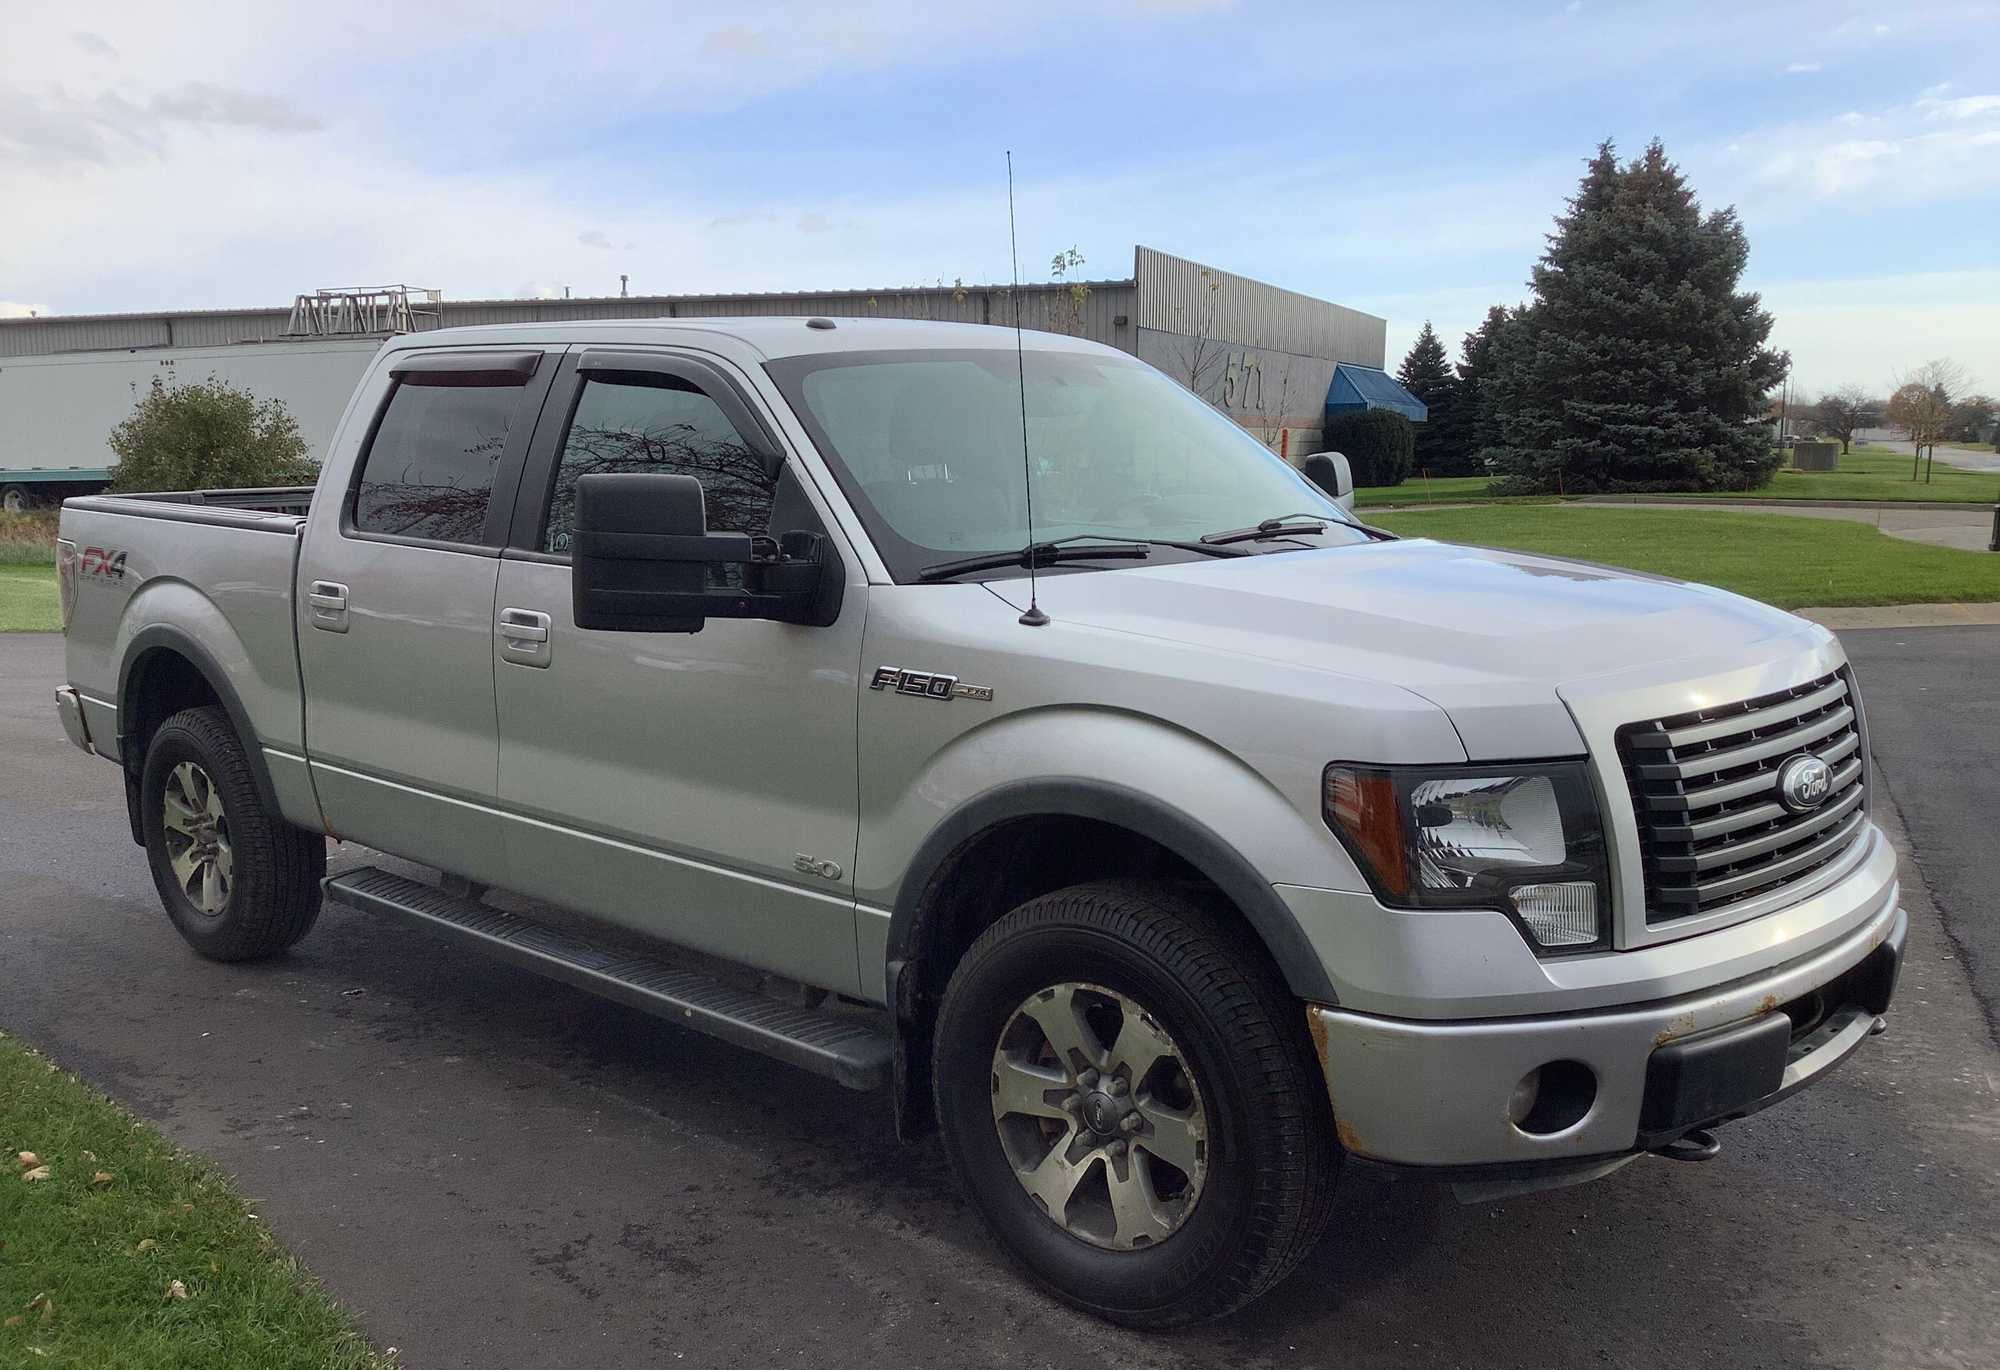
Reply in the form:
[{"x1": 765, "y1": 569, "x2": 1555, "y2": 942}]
[
  {"x1": 886, "y1": 777, "x2": 1340, "y2": 1007},
  {"x1": 116, "y1": 625, "x2": 286, "y2": 841}
]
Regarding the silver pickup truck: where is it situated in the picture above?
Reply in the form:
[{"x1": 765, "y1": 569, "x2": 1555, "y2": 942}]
[{"x1": 54, "y1": 318, "x2": 1904, "y2": 1326}]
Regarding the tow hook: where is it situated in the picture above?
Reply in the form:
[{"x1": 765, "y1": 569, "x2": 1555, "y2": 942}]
[{"x1": 1651, "y1": 1128, "x2": 1722, "y2": 1163}]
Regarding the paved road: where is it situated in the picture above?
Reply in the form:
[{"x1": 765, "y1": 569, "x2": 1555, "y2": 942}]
[
  {"x1": 3, "y1": 632, "x2": 1997, "y2": 1369},
  {"x1": 1840, "y1": 627, "x2": 2000, "y2": 1033},
  {"x1": 1575, "y1": 500, "x2": 1997, "y2": 552},
  {"x1": 1873, "y1": 440, "x2": 2000, "y2": 477}
]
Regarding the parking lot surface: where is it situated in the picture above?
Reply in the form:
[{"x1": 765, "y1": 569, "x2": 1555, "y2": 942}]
[{"x1": 3, "y1": 631, "x2": 1996, "y2": 1368}]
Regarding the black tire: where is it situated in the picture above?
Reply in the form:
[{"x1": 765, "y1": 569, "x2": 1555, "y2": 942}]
[
  {"x1": 932, "y1": 879, "x2": 1338, "y2": 1327},
  {"x1": 141, "y1": 706, "x2": 324, "y2": 961}
]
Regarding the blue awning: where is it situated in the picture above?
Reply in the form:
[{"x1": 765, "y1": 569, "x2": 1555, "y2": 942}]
[{"x1": 1324, "y1": 364, "x2": 1428, "y2": 422}]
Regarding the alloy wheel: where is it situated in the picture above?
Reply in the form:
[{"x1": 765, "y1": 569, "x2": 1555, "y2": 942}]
[
  {"x1": 988, "y1": 981, "x2": 1207, "y2": 1250},
  {"x1": 161, "y1": 760, "x2": 233, "y2": 915}
]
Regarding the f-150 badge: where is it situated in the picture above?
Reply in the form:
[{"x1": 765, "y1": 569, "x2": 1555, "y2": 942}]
[{"x1": 869, "y1": 665, "x2": 995, "y2": 703}]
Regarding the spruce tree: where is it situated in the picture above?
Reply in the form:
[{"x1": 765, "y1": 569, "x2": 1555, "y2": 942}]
[
  {"x1": 1486, "y1": 140, "x2": 1788, "y2": 493},
  {"x1": 1395, "y1": 322, "x2": 1471, "y2": 474},
  {"x1": 1457, "y1": 305, "x2": 1515, "y2": 471}
]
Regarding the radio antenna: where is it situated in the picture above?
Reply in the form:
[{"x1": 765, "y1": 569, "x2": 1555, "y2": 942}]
[{"x1": 1006, "y1": 150, "x2": 1048, "y2": 628}]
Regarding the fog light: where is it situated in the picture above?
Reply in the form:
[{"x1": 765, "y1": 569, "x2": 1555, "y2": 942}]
[
  {"x1": 1513, "y1": 880, "x2": 1598, "y2": 947},
  {"x1": 1513, "y1": 1059, "x2": 1597, "y2": 1136}
]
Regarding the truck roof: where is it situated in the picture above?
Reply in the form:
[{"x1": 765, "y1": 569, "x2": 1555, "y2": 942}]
[{"x1": 376, "y1": 315, "x2": 1123, "y2": 362}]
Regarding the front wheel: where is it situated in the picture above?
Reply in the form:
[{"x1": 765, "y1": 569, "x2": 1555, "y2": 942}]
[
  {"x1": 932, "y1": 880, "x2": 1338, "y2": 1327},
  {"x1": 141, "y1": 706, "x2": 325, "y2": 961}
]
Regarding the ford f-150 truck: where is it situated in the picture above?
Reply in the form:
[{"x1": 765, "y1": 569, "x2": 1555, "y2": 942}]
[{"x1": 54, "y1": 318, "x2": 1904, "y2": 1326}]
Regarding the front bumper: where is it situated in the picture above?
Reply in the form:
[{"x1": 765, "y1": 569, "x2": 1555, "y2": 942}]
[
  {"x1": 55, "y1": 685, "x2": 95, "y2": 755},
  {"x1": 1308, "y1": 894, "x2": 1905, "y2": 1169}
]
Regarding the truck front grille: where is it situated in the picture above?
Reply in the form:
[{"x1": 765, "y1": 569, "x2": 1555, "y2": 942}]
[{"x1": 1617, "y1": 669, "x2": 1867, "y2": 926}]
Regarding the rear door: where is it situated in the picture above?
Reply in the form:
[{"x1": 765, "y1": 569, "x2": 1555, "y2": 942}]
[
  {"x1": 297, "y1": 347, "x2": 559, "y2": 883},
  {"x1": 488, "y1": 347, "x2": 868, "y2": 994}
]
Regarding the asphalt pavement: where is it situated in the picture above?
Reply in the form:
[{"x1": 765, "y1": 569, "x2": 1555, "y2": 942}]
[{"x1": 3, "y1": 631, "x2": 1997, "y2": 1369}]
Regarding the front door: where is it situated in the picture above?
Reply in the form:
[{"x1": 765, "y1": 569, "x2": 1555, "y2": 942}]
[
  {"x1": 298, "y1": 347, "x2": 557, "y2": 885},
  {"x1": 490, "y1": 348, "x2": 867, "y2": 994}
]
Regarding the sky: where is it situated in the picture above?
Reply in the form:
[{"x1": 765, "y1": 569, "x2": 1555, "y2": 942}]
[{"x1": 2, "y1": 0, "x2": 1996, "y2": 399}]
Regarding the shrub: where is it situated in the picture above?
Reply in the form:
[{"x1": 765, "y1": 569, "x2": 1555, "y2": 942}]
[
  {"x1": 109, "y1": 376, "x2": 315, "y2": 494},
  {"x1": 1321, "y1": 409, "x2": 1415, "y2": 487},
  {"x1": 0, "y1": 510, "x2": 59, "y2": 566}
]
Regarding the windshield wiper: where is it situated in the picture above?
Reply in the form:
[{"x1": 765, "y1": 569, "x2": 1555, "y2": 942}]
[
  {"x1": 1200, "y1": 512, "x2": 1400, "y2": 545},
  {"x1": 1200, "y1": 514, "x2": 1329, "y2": 545},
  {"x1": 918, "y1": 539, "x2": 1150, "y2": 582}
]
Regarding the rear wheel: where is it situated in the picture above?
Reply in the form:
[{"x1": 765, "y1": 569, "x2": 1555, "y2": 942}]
[
  {"x1": 932, "y1": 880, "x2": 1338, "y2": 1327},
  {"x1": 1, "y1": 485, "x2": 34, "y2": 514},
  {"x1": 141, "y1": 706, "x2": 324, "y2": 961}
]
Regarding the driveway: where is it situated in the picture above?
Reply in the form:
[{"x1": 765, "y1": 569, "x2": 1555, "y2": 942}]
[{"x1": 3, "y1": 632, "x2": 1996, "y2": 1369}]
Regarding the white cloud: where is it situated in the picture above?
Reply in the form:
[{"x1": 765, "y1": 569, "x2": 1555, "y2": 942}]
[
  {"x1": 71, "y1": 31, "x2": 116, "y2": 57},
  {"x1": 1920, "y1": 92, "x2": 2000, "y2": 120},
  {"x1": 1742, "y1": 86, "x2": 2000, "y2": 199},
  {"x1": 1783, "y1": 61, "x2": 1822, "y2": 74}
]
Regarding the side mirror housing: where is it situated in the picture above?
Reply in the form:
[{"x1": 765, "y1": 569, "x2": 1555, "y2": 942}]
[
  {"x1": 1301, "y1": 451, "x2": 1355, "y2": 514},
  {"x1": 571, "y1": 472, "x2": 840, "y2": 633}
]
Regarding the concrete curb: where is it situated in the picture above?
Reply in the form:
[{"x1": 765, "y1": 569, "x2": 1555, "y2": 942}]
[{"x1": 1793, "y1": 602, "x2": 2000, "y2": 628}]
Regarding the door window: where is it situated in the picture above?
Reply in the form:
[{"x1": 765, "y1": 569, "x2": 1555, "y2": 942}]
[
  {"x1": 541, "y1": 374, "x2": 778, "y2": 556},
  {"x1": 352, "y1": 382, "x2": 520, "y2": 544}
]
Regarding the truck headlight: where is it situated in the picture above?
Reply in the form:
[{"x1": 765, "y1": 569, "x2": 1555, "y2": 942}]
[{"x1": 1322, "y1": 762, "x2": 1610, "y2": 953}]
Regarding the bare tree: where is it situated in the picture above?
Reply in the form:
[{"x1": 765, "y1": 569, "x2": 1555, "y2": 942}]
[
  {"x1": 1886, "y1": 359, "x2": 1971, "y2": 480},
  {"x1": 1812, "y1": 384, "x2": 1874, "y2": 454},
  {"x1": 1166, "y1": 268, "x2": 1229, "y2": 406}
]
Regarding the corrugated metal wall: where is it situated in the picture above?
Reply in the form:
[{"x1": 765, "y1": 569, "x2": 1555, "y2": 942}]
[
  {"x1": 1133, "y1": 246, "x2": 1385, "y2": 370},
  {"x1": 0, "y1": 285, "x2": 1141, "y2": 358}
]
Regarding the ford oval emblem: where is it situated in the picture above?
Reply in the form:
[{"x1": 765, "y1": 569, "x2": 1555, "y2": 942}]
[{"x1": 1777, "y1": 754, "x2": 1833, "y2": 812}]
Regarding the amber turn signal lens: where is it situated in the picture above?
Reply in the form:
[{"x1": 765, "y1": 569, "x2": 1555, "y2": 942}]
[{"x1": 1322, "y1": 766, "x2": 1407, "y2": 898}]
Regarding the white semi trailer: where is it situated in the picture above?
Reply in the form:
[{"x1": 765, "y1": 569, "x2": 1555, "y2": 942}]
[{"x1": 0, "y1": 337, "x2": 382, "y2": 510}]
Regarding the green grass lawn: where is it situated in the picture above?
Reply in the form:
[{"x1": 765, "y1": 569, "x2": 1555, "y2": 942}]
[
  {"x1": 1372, "y1": 504, "x2": 2000, "y2": 609},
  {"x1": 1669, "y1": 445, "x2": 2000, "y2": 504},
  {"x1": 1, "y1": 567, "x2": 60, "y2": 632},
  {"x1": 1353, "y1": 474, "x2": 1504, "y2": 508},
  {"x1": 1354, "y1": 445, "x2": 1998, "y2": 509},
  {"x1": 0, "y1": 1032, "x2": 385, "y2": 1369}
]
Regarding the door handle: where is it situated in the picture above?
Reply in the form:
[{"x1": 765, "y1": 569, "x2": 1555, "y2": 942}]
[
  {"x1": 498, "y1": 607, "x2": 553, "y2": 666},
  {"x1": 307, "y1": 580, "x2": 349, "y2": 633}
]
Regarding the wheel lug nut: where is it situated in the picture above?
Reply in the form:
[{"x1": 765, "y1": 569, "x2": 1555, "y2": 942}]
[
  {"x1": 1079, "y1": 1069, "x2": 1100, "y2": 1089},
  {"x1": 1108, "y1": 1140, "x2": 1126, "y2": 1157},
  {"x1": 1107, "y1": 1076, "x2": 1128, "y2": 1096},
  {"x1": 1119, "y1": 1112, "x2": 1141, "y2": 1133}
]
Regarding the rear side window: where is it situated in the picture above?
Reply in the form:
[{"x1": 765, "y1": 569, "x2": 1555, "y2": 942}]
[
  {"x1": 541, "y1": 375, "x2": 776, "y2": 555},
  {"x1": 353, "y1": 382, "x2": 520, "y2": 544}
]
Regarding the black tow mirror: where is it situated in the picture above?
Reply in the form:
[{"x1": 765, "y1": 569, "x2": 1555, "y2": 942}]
[
  {"x1": 571, "y1": 472, "x2": 840, "y2": 633},
  {"x1": 1300, "y1": 451, "x2": 1355, "y2": 512}
]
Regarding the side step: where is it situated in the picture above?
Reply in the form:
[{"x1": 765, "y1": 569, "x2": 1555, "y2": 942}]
[{"x1": 322, "y1": 867, "x2": 894, "y2": 1091}]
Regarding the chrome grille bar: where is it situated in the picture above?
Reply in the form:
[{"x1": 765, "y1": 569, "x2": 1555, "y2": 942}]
[{"x1": 1616, "y1": 669, "x2": 1870, "y2": 925}]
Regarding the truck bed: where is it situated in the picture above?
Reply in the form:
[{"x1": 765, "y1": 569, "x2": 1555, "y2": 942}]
[{"x1": 59, "y1": 485, "x2": 315, "y2": 767}]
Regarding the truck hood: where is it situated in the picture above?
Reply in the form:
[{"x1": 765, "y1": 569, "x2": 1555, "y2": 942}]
[{"x1": 987, "y1": 538, "x2": 1830, "y2": 759}]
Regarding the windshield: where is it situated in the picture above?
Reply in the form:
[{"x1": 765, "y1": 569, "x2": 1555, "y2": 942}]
[{"x1": 766, "y1": 347, "x2": 1370, "y2": 582}]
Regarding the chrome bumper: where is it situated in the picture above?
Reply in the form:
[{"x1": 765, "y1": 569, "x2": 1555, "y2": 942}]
[
  {"x1": 55, "y1": 685, "x2": 95, "y2": 755},
  {"x1": 1309, "y1": 895, "x2": 1905, "y2": 1169}
]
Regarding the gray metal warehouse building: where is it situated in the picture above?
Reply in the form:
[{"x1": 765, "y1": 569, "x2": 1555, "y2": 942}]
[{"x1": 1, "y1": 246, "x2": 1409, "y2": 484}]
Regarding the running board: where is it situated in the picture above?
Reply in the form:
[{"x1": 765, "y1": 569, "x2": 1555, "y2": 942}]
[{"x1": 322, "y1": 866, "x2": 894, "y2": 1091}]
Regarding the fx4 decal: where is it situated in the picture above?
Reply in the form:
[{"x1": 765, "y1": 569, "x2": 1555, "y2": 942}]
[
  {"x1": 869, "y1": 665, "x2": 995, "y2": 703},
  {"x1": 80, "y1": 546, "x2": 128, "y2": 581}
]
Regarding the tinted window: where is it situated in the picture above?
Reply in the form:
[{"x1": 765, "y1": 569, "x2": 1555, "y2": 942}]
[
  {"x1": 542, "y1": 375, "x2": 776, "y2": 555},
  {"x1": 353, "y1": 382, "x2": 519, "y2": 544}
]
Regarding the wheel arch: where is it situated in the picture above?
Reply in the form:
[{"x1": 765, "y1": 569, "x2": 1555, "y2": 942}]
[
  {"x1": 884, "y1": 779, "x2": 1339, "y2": 1140},
  {"x1": 116, "y1": 627, "x2": 283, "y2": 846}
]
